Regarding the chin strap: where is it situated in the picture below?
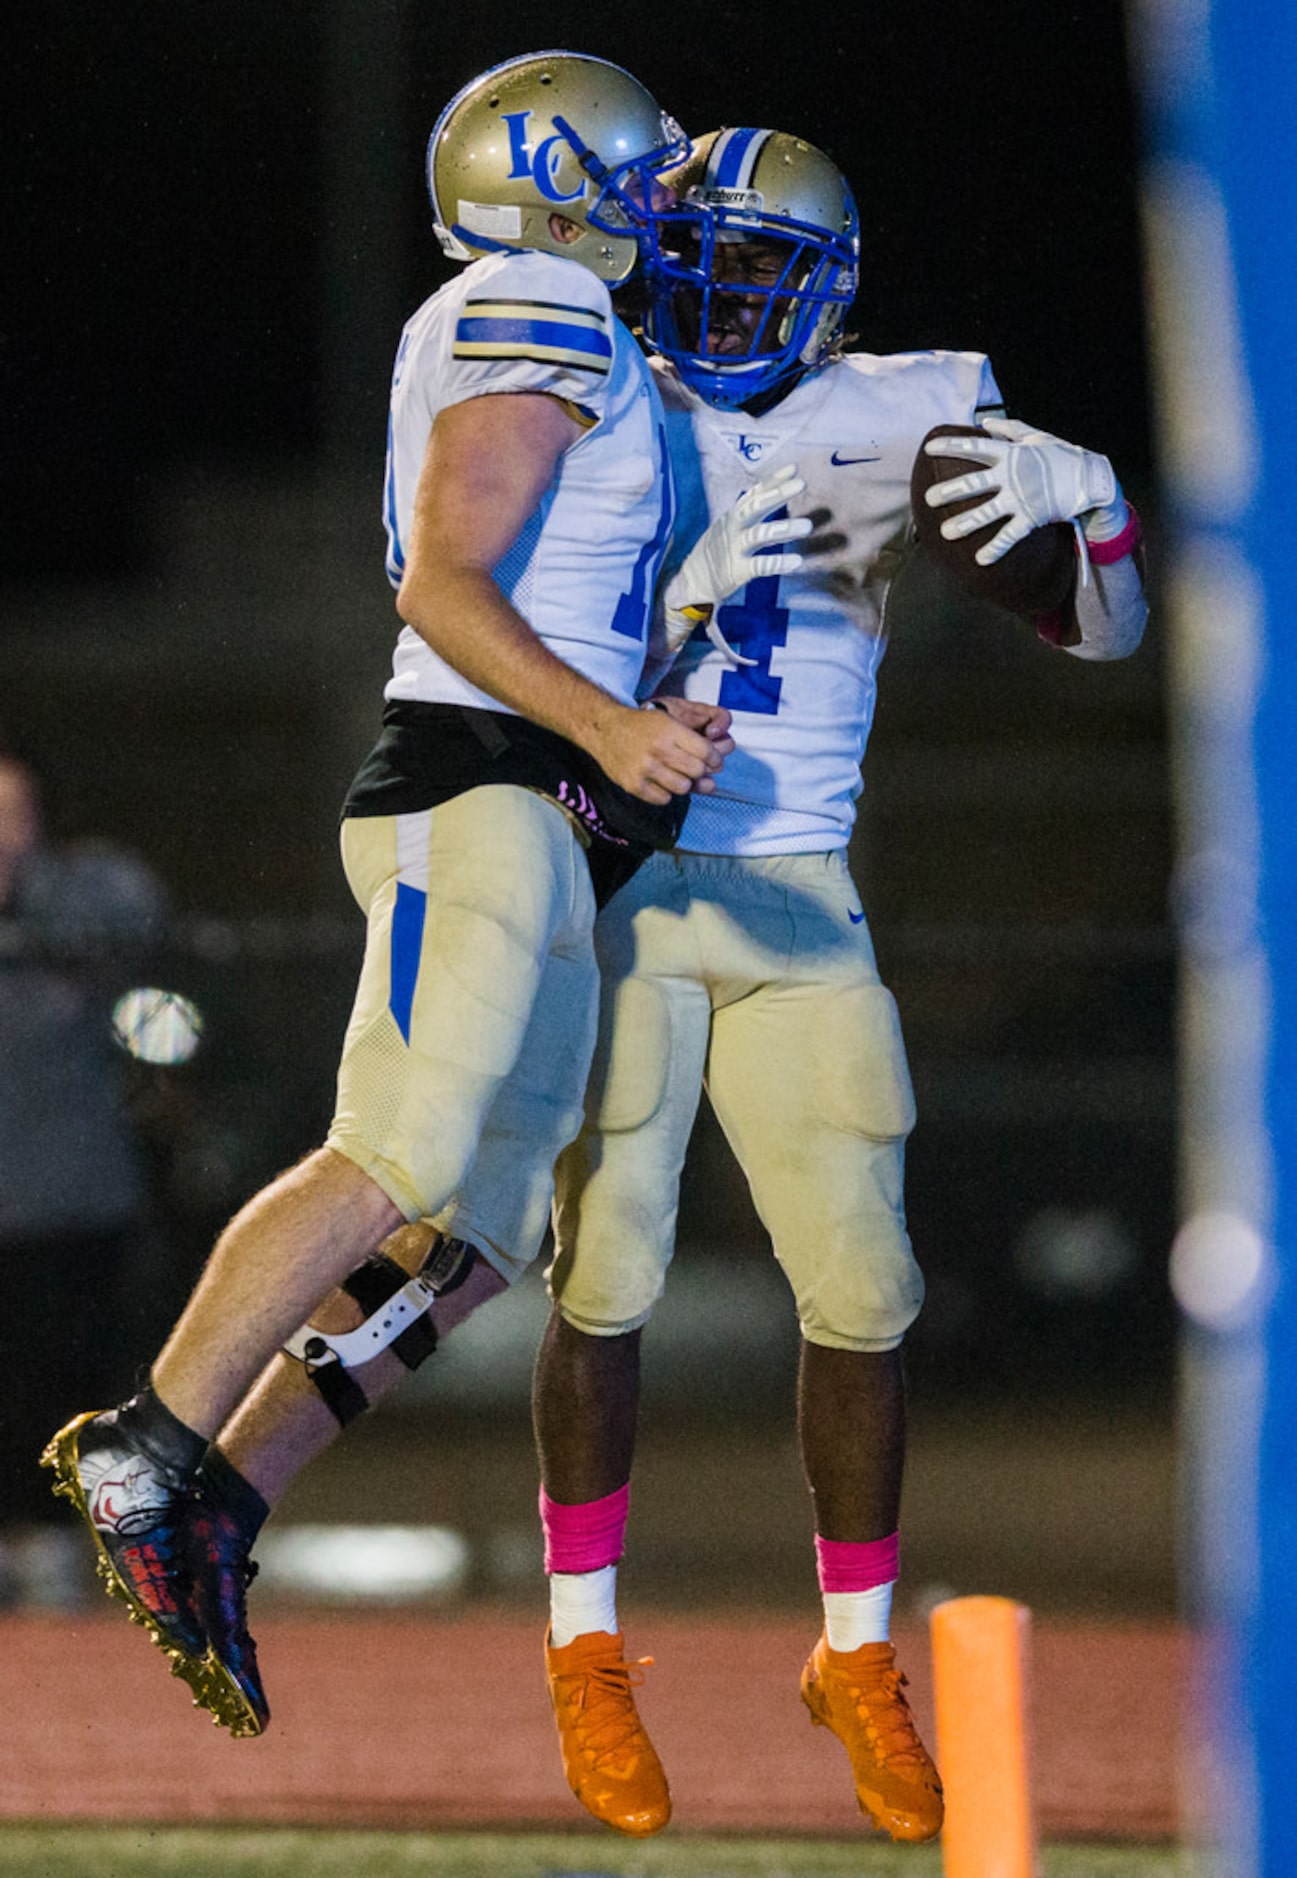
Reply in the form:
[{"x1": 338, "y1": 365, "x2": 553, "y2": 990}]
[{"x1": 283, "y1": 1236, "x2": 477, "y2": 1427}]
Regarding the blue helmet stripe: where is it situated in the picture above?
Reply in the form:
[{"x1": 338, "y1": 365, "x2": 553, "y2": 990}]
[{"x1": 709, "y1": 127, "x2": 769, "y2": 190}]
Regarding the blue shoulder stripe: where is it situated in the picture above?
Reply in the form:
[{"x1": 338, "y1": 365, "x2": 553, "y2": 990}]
[{"x1": 454, "y1": 313, "x2": 613, "y2": 370}]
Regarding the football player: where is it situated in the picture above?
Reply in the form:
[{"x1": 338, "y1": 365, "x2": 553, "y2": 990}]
[
  {"x1": 38, "y1": 52, "x2": 773, "y2": 1736},
  {"x1": 523, "y1": 128, "x2": 1145, "y2": 1844},
  {"x1": 79, "y1": 124, "x2": 1146, "y2": 1846}
]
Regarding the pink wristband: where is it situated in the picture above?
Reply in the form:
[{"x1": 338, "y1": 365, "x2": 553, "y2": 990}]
[{"x1": 1083, "y1": 502, "x2": 1142, "y2": 565}]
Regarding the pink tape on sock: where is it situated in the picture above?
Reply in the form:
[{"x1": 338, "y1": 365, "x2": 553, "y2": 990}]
[
  {"x1": 1085, "y1": 502, "x2": 1143, "y2": 565},
  {"x1": 815, "y1": 1530, "x2": 900, "y2": 1594},
  {"x1": 539, "y1": 1482, "x2": 631, "y2": 1576}
]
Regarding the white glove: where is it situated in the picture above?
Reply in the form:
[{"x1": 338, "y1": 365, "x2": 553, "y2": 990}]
[
  {"x1": 922, "y1": 417, "x2": 1118, "y2": 566},
  {"x1": 654, "y1": 464, "x2": 811, "y2": 667}
]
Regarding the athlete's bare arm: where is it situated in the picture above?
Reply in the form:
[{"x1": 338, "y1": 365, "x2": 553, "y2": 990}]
[{"x1": 396, "y1": 393, "x2": 728, "y2": 805}]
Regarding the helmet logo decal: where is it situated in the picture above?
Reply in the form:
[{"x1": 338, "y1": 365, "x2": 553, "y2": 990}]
[{"x1": 501, "y1": 110, "x2": 587, "y2": 206}]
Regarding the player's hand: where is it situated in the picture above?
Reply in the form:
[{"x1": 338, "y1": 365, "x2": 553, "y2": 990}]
[
  {"x1": 652, "y1": 697, "x2": 735, "y2": 792},
  {"x1": 596, "y1": 704, "x2": 728, "y2": 805},
  {"x1": 653, "y1": 464, "x2": 811, "y2": 661},
  {"x1": 921, "y1": 418, "x2": 1116, "y2": 565}
]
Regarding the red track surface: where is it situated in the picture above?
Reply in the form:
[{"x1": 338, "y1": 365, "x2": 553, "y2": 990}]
[{"x1": 2, "y1": 1609, "x2": 1186, "y2": 1840}]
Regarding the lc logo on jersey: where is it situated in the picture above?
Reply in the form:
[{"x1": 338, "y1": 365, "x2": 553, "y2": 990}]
[
  {"x1": 721, "y1": 430, "x2": 779, "y2": 464},
  {"x1": 501, "y1": 110, "x2": 587, "y2": 204}
]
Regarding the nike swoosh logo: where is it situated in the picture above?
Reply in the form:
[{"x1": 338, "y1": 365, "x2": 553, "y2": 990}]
[
  {"x1": 848, "y1": 909, "x2": 866, "y2": 924},
  {"x1": 830, "y1": 452, "x2": 881, "y2": 467}
]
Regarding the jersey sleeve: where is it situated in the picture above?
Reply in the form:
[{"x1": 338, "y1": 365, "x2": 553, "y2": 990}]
[
  {"x1": 438, "y1": 252, "x2": 617, "y2": 420},
  {"x1": 972, "y1": 355, "x2": 1005, "y2": 420}
]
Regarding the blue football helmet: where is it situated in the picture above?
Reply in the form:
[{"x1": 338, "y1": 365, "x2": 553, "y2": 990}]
[
  {"x1": 428, "y1": 51, "x2": 689, "y2": 284},
  {"x1": 641, "y1": 128, "x2": 859, "y2": 408}
]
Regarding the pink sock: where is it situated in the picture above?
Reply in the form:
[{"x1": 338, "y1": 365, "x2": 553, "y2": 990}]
[
  {"x1": 814, "y1": 1531, "x2": 900, "y2": 1594},
  {"x1": 815, "y1": 1532, "x2": 899, "y2": 1650},
  {"x1": 539, "y1": 1482, "x2": 630, "y2": 1576}
]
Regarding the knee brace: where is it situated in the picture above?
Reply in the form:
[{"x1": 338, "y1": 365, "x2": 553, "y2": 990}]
[{"x1": 282, "y1": 1235, "x2": 476, "y2": 1427}]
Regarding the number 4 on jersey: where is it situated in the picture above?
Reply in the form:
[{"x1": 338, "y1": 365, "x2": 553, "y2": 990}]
[{"x1": 713, "y1": 570, "x2": 788, "y2": 716}]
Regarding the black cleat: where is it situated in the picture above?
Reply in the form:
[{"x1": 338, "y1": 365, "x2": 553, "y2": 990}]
[
  {"x1": 40, "y1": 1410, "x2": 212, "y2": 1704},
  {"x1": 190, "y1": 1499, "x2": 270, "y2": 1738}
]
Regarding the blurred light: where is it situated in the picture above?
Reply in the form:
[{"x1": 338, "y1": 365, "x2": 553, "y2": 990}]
[
  {"x1": 1170, "y1": 1212, "x2": 1272, "y2": 1331},
  {"x1": 111, "y1": 986, "x2": 204, "y2": 1064},
  {"x1": 254, "y1": 1524, "x2": 469, "y2": 1601},
  {"x1": 1013, "y1": 1206, "x2": 1139, "y2": 1301}
]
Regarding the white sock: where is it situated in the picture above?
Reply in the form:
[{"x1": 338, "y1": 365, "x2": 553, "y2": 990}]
[
  {"x1": 823, "y1": 1580, "x2": 894, "y2": 1651},
  {"x1": 549, "y1": 1564, "x2": 619, "y2": 1647}
]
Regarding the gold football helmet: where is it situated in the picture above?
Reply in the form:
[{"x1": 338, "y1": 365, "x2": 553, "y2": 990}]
[{"x1": 428, "y1": 50, "x2": 688, "y2": 284}]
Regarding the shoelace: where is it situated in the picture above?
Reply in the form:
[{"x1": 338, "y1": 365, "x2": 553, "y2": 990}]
[
  {"x1": 557, "y1": 1653, "x2": 655, "y2": 1764},
  {"x1": 845, "y1": 1668, "x2": 928, "y2": 1769}
]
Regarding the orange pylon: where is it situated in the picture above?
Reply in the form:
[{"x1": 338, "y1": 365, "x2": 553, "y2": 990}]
[{"x1": 930, "y1": 1595, "x2": 1037, "y2": 1878}]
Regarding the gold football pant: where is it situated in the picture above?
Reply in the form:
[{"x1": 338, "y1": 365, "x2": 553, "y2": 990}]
[
  {"x1": 547, "y1": 848, "x2": 924, "y2": 1351},
  {"x1": 326, "y1": 785, "x2": 598, "y2": 1282}
]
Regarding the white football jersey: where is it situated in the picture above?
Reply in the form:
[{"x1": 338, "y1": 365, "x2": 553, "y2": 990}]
[
  {"x1": 382, "y1": 250, "x2": 674, "y2": 714},
  {"x1": 653, "y1": 349, "x2": 1003, "y2": 854}
]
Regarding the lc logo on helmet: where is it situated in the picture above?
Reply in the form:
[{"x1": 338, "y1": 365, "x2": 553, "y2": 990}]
[{"x1": 501, "y1": 111, "x2": 587, "y2": 205}]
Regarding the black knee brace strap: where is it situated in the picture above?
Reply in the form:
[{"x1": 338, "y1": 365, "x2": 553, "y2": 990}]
[
  {"x1": 342, "y1": 1254, "x2": 440, "y2": 1369},
  {"x1": 417, "y1": 1233, "x2": 476, "y2": 1298},
  {"x1": 286, "y1": 1238, "x2": 478, "y2": 1428}
]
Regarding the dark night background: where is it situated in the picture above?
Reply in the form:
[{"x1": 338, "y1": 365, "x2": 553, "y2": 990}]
[
  {"x1": 6, "y1": 3, "x2": 1152, "y2": 575},
  {"x1": 4, "y1": 4, "x2": 1173, "y2": 1457}
]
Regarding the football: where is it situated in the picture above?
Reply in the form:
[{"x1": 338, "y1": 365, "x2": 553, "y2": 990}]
[{"x1": 911, "y1": 424, "x2": 1076, "y2": 619}]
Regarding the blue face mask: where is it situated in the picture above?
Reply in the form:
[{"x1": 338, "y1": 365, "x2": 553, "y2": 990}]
[{"x1": 638, "y1": 200, "x2": 858, "y2": 410}]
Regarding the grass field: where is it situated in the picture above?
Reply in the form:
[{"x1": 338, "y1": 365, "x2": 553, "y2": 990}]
[{"x1": 0, "y1": 1828, "x2": 1206, "y2": 1878}]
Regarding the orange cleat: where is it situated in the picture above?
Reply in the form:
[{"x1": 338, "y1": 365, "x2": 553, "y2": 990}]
[
  {"x1": 800, "y1": 1634, "x2": 944, "y2": 1843},
  {"x1": 544, "y1": 1628, "x2": 671, "y2": 1837}
]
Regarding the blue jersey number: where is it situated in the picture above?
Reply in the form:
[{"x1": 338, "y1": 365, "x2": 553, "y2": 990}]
[
  {"x1": 713, "y1": 569, "x2": 788, "y2": 715},
  {"x1": 612, "y1": 422, "x2": 676, "y2": 641}
]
